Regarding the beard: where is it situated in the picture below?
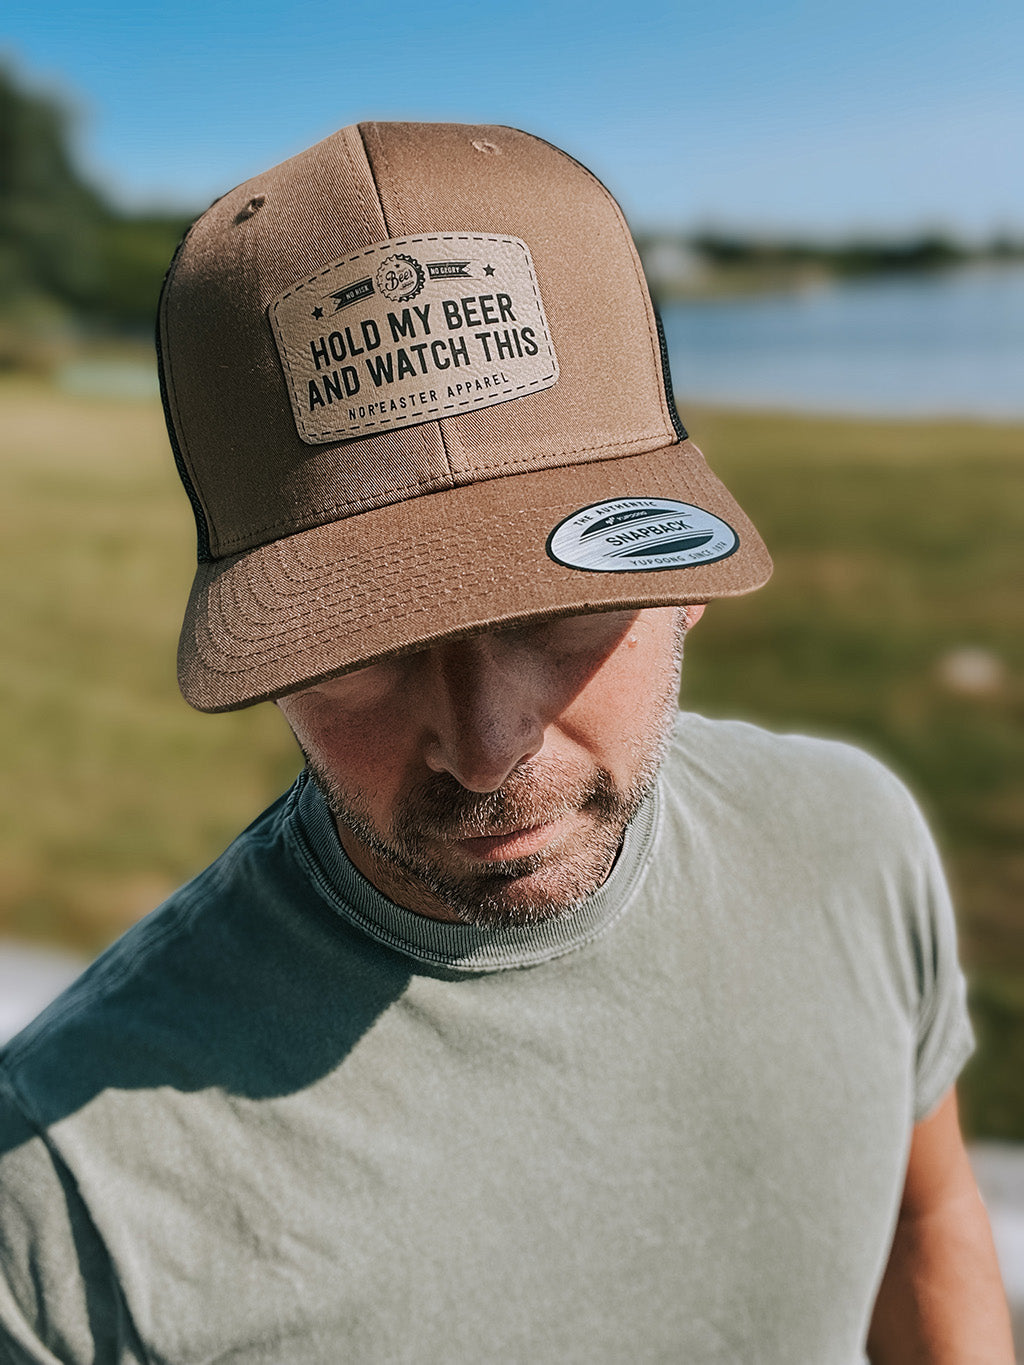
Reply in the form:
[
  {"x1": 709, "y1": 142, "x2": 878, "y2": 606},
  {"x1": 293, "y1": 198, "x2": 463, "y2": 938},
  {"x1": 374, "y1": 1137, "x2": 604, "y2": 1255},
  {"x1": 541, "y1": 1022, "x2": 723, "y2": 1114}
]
[
  {"x1": 307, "y1": 750, "x2": 663, "y2": 929},
  {"x1": 304, "y1": 612, "x2": 688, "y2": 928}
]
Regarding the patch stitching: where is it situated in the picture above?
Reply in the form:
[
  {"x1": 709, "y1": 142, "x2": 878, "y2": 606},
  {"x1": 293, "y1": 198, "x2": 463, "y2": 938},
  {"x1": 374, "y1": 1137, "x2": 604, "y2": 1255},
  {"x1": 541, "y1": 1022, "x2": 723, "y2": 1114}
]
[{"x1": 269, "y1": 233, "x2": 558, "y2": 442}]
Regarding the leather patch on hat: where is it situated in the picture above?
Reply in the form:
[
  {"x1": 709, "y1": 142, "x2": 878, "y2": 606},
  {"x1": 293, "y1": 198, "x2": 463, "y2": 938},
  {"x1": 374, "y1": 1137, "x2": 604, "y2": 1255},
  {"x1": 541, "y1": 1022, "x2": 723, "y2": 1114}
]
[{"x1": 269, "y1": 233, "x2": 558, "y2": 443}]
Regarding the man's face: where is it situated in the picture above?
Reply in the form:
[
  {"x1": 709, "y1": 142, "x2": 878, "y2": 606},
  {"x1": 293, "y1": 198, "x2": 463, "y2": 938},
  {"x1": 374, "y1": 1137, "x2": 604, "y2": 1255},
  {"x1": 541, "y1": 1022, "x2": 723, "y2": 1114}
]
[{"x1": 277, "y1": 605, "x2": 701, "y2": 926}]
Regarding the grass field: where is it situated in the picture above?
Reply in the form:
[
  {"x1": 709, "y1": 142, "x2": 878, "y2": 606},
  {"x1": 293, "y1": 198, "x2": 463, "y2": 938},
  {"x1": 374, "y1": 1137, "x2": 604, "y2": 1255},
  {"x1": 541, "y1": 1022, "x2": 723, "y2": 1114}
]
[{"x1": 2, "y1": 379, "x2": 1022, "y2": 1135}]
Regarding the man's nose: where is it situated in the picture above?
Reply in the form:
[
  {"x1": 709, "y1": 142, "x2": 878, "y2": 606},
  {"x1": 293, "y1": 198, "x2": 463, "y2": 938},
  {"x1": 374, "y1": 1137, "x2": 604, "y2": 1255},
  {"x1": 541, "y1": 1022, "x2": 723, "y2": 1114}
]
[{"x1": 420, "y1": 640, "x2": 545, "y2": 792}]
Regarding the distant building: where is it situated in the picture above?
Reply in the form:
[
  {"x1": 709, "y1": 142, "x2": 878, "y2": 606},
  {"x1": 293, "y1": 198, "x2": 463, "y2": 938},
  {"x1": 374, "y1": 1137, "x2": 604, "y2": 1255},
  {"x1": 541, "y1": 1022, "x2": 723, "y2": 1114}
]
[{"x1": 637, "y1": 237, "x2": 705, "y2": 295}]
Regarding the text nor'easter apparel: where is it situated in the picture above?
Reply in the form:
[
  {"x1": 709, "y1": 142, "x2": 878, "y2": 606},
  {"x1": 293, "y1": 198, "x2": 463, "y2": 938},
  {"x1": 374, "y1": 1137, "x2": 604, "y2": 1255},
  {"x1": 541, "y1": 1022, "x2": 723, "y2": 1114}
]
[{"x1": 0, "y1": 716, "x2": 972, "y2": 1365}]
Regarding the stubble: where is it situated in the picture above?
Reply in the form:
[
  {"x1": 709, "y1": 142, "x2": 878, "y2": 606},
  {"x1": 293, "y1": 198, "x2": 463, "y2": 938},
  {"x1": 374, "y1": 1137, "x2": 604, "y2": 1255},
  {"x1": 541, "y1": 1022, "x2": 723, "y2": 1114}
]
[{"x1": 306, "y1": 612, "x2": 688, "y2": 927}]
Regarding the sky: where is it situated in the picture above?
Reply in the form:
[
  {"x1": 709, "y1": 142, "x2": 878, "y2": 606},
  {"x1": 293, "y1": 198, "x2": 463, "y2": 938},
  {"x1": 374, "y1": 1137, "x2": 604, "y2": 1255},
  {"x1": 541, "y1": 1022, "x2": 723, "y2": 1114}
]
[{"x1": 4, "y1": 0, "x2": 1024, "y2": 237}]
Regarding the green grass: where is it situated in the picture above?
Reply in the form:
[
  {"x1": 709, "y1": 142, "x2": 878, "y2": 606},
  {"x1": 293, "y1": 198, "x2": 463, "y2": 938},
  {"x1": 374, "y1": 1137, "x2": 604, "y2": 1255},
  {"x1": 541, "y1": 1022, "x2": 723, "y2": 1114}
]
[
  {"x1": 679, "y1": 406, "x2": 1024, "y2": 1138},
  {"x1": 2, "y1": 382, "x2": 1022, "y2": 1135},
  {"x1": 0, "y1": 380, "x2": 301, "y2": 944}
]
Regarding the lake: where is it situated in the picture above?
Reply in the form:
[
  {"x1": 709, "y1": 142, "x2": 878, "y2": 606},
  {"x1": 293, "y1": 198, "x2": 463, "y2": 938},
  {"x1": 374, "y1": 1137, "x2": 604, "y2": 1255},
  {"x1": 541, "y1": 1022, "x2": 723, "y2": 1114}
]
[
  {"x1": 57, "y1": 264, "x2": 1024, "y2": 420},
  {"x1": 660, "y1": 264, "x2": 1024, "y2": 419}
]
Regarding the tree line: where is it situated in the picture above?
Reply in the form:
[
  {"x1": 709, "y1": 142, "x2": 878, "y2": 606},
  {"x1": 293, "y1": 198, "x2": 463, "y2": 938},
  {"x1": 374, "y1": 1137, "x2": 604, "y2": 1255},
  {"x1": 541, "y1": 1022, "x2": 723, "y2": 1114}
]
[
  {"x1": 0, "y1": 63, "x2": 194, "y2": 356},
  {"x1": 3, "y1": 60, "x2": 1021, "y2": 352}
]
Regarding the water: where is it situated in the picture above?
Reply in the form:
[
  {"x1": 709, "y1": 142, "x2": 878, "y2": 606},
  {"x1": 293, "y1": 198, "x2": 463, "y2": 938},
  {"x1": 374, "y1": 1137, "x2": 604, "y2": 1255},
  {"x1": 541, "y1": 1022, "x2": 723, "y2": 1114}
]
[
  {"x1": 661, "y1": 264, "x2": 1024, "y2": 419},
  {"x1": 49, "y1": 267, "x2": 1023, "y2": 419},
  {"x1": 0, "y1": 942, "x2": 84, "y2": 1044}
]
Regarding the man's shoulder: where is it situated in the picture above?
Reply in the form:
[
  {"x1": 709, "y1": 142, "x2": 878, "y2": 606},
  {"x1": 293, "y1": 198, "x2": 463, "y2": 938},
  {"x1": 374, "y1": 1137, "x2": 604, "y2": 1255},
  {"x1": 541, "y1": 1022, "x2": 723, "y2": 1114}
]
[
  {"x1": 652, "y1": 713, "x2": 958, "y2": 1015},
  {"x1": 0, "y1": 782, "x2": 308, "y2": 1103},
  {"x1": 661, "y1": 712, "x2": 929, "y2": 848},
  {"x1": 666, "y1": 709, "x2": 906, "y2": 779}
]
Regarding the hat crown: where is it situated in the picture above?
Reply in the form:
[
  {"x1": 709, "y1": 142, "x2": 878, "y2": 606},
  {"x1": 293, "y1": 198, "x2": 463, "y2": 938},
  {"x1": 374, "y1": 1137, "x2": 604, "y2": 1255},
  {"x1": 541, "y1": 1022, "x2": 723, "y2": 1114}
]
[
  {"x1": 159, "y1": 122, "x2": 678, "y2": 562},
  {"x1": 163, "y1": 121, "x2": 770, "y2": 712}
]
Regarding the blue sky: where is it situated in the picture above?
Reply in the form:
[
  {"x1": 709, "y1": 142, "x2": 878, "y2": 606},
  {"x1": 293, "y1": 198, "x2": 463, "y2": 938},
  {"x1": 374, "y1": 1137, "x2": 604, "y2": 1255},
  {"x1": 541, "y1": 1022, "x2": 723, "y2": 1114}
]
[{"x1": 4, "y1": 0, "x2": 1023, "y2": 236}]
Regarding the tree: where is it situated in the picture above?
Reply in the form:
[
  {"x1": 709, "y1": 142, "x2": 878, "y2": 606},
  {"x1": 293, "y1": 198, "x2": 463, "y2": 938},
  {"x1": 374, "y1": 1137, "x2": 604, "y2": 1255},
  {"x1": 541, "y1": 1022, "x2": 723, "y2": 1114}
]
[{"x1": 0, "y1": 61, "x2": 194, "y2": 338}]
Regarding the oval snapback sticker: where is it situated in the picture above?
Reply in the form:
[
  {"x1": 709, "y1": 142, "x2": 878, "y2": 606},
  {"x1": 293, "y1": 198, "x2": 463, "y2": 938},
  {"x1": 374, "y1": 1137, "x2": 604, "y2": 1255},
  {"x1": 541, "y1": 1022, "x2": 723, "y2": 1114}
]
[{"x1": 547, "y1": 498, "x2": 739, "y2": 573}]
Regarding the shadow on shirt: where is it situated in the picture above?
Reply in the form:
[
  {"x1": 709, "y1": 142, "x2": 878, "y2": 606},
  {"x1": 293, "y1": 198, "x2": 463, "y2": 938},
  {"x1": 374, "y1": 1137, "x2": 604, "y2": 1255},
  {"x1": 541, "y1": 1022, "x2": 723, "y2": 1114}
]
[{"x1": 0, "y1": 858, "x2": 417, "y2": 1144}]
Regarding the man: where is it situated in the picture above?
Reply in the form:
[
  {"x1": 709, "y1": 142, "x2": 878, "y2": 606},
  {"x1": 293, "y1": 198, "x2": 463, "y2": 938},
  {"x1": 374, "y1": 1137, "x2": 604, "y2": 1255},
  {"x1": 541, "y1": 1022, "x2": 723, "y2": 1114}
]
[{"x1": 0, "y1": 123, "x2": 1012, "y2": 1362}]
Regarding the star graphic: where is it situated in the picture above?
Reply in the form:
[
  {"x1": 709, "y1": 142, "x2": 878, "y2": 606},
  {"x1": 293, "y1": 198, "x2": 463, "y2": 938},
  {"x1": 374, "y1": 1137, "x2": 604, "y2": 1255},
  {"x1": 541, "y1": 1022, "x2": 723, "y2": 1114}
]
[
  {"x1": 483, "y1": 264, "x2": 495, "y2": 276},
  {"x1": 312, "y1": 305, "x2": 324, "y2": 319}
]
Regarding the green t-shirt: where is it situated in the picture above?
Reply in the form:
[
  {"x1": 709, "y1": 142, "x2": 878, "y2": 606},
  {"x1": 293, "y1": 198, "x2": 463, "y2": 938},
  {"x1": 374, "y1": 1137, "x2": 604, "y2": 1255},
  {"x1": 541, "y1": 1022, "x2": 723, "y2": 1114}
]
[{"x1": 0, "y1": 716, "x2": 973, "y2": 1364}]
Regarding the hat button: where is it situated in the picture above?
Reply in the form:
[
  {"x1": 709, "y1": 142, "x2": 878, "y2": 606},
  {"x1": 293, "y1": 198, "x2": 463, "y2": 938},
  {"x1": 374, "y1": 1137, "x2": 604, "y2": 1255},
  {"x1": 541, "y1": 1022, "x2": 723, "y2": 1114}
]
[{"x1": 235, "y1": 195, "x2": 266, "y2": 224}]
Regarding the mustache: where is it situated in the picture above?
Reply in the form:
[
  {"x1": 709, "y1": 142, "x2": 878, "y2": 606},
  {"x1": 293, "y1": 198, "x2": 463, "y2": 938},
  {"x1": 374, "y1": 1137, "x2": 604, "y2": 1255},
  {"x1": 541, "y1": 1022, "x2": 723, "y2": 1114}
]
[{"x1": 392, "y1": 764, "x2": 618, "y2": 840}]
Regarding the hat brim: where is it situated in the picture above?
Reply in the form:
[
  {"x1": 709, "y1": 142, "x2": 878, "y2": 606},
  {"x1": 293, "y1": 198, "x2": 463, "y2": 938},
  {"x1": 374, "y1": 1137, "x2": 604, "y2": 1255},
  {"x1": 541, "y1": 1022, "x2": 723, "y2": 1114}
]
[{"x1": 178, "y1": 439, "x2": 771, "y2": 712}]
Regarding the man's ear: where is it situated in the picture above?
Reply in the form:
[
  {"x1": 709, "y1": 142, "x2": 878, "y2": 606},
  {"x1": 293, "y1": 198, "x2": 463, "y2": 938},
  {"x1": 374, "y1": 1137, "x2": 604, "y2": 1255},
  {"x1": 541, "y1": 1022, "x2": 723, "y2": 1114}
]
[{"x1": 682, "y1": 604, "x2": 707, "y2": 630}]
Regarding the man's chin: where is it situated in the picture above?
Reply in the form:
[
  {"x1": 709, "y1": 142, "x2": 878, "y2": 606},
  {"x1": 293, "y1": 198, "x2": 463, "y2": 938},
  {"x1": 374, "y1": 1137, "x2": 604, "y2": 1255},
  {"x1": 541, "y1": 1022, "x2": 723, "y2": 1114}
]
[
  {"x1": 306, "y1": 751, "x2": 658, "y2": 927},
  {"x1": 460, "y1": 870, "x2": 581, "y2": 923},
  {"x1": 399, "y1": 836, "x2": 622, "y2": 928},
  {"x1": 425, "y1": 876, "x2": 590, "y2": 929}
]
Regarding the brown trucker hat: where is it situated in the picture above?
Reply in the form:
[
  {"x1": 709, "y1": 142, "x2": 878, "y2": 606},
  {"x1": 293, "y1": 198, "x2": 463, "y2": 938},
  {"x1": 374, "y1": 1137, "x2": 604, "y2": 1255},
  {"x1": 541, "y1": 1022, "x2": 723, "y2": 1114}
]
[{"x1": 158, "y1": 121, "x2": 771, "y2": 711}]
